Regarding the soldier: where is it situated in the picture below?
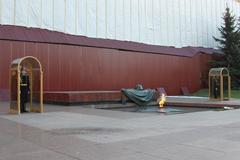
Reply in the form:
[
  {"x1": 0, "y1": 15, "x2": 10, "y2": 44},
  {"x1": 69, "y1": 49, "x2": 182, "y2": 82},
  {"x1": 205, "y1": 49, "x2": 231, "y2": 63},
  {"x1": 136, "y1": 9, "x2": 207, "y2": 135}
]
[
  {"x1": 20, "y1": 67, "x2": 30, "y2": 113},
  {"x1": 213, "y1": 76, "x2": 220, "y2": 99}
]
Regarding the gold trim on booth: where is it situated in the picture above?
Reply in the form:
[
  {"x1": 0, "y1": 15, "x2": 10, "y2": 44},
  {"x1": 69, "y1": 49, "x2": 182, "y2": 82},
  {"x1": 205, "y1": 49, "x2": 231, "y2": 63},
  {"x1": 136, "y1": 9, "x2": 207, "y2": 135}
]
[
  {"x1": 9, "y1": 56, "x2": 44, "y2": 115},
  {"x1": 208, "y1": 67, "x2": 231, "y2": 101}
]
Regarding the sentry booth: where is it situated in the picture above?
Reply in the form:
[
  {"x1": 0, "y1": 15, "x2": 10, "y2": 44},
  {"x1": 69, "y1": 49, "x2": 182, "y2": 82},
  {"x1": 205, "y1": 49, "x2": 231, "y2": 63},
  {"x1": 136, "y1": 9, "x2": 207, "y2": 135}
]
[
  {"x1": 9, "y1": 56, "x2": 43, "y2": 114},
  {"x1": 209, "y1": 67, "x2": 231, "y2": 101}
]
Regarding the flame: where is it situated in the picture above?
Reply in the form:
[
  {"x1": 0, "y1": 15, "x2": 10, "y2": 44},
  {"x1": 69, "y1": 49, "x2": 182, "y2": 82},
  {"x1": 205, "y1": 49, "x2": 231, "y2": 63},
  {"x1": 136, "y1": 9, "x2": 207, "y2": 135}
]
[{"x1": 159, "y1": 93, "x2": 166, "y2": 108}]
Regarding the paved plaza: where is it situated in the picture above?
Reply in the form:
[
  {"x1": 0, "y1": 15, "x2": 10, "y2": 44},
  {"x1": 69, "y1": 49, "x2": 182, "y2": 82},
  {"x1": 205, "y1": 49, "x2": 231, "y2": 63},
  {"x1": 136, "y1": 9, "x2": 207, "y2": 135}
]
[{"x1": 1, "y1": 102, "x2": 240, "y2": 160}]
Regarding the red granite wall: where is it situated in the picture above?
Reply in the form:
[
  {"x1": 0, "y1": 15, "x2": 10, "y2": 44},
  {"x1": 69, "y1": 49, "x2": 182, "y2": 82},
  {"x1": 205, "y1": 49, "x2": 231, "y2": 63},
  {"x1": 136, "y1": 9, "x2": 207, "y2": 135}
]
[{"x1": 0, "y1": 39, "x2": 212, "y2": 101}]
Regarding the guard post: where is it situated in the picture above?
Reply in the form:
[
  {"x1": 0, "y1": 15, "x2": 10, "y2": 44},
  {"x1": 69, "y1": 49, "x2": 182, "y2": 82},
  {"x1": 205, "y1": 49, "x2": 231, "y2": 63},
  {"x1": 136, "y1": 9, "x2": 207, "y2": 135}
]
[{"x1": 9, "y1": 56, "x2": 43, "y2": 114}]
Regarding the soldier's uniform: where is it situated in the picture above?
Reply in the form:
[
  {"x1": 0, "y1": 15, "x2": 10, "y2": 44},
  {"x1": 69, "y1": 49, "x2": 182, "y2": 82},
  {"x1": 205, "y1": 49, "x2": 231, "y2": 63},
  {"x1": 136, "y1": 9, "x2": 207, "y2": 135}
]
[
  {"x1": 20, "y1": 74, "x2": 30, "y2": 112},
  {"x1": 213, "y1": 77, "x2": 220, "y2": 99}
]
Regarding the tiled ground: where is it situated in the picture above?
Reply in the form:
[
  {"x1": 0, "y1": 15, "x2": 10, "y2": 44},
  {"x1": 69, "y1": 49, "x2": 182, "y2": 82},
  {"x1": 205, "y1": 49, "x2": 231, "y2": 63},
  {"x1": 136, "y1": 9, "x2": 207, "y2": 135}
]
[{"x1": 1, "y1": 102, "x2": 240, "y2": 160}]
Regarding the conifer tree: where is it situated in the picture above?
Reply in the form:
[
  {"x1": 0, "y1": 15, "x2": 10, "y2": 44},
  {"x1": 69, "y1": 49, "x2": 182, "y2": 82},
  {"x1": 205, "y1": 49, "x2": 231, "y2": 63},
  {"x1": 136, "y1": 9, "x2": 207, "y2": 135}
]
[{"x1": 214, "y1": 7, "x2": 240, "y2": 88}]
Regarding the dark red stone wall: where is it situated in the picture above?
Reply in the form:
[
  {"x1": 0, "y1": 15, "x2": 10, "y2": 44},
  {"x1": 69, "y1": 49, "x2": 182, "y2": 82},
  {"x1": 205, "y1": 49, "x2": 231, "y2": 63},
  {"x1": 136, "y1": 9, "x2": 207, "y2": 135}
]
[{"x1": 0, "y1": 39, "x2": 212, "y2": 101}]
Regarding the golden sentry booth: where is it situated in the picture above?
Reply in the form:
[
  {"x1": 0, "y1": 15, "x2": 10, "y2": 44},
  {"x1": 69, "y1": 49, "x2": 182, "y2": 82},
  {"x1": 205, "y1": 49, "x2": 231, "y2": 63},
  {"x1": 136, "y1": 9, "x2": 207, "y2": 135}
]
[
  {"x1": 9, "y1": 56, "x2": 43, "y2": 114},
  {"x1": 209, "y1": 67, "x2": 231, "y2": 101}
]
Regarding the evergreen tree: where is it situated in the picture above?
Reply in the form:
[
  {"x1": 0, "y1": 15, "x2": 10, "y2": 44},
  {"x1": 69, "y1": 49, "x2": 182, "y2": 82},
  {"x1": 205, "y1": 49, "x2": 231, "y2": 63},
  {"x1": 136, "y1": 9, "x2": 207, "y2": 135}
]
[
  {"x1": 213, "y1": 7, "x2": 240, "y2": 88},
  {"x1": 229, "y1": 44, "x2": 240, "y2": 87}
]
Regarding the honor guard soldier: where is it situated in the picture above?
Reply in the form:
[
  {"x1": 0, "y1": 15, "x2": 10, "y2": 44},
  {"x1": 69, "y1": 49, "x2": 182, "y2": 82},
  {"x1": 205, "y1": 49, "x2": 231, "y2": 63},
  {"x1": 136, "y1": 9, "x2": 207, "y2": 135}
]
[
  {"x1": 213, "y1": 76, "x2": 220, "y2": 99},
  {"x1": 20, "y1": 67, "x2": 30, "y2": 113}
]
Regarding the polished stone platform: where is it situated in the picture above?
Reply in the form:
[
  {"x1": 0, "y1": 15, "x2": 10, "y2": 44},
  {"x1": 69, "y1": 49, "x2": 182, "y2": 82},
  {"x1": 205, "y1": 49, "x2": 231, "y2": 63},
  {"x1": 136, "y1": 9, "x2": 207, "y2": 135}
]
[
  {"x1": 1, "y1": 102, "x2": 240, "y2": 160},
  {"x1": 43, "y1": 91, "x2": 122, "y2": 105},
  {"x1": 165, "y1": 96, "x2": 240, "y2": 108}
]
